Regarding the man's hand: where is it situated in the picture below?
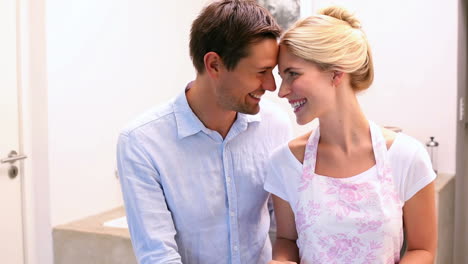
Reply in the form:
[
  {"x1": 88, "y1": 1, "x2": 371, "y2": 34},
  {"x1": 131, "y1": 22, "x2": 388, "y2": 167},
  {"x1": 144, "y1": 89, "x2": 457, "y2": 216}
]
[{"x1": 268, "y1": 261, "x2": 297, "y2": 264}]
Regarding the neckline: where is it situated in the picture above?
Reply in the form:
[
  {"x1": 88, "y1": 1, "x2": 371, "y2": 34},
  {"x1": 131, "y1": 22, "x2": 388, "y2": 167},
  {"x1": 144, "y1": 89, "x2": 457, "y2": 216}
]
[
  {"x1": 313, "y1": 164, "x2": 377, "y2": 181},
  {"x1": 302, "y1": 120, "x2": 389, "y2": 179},
  {"x1": 285, "y1": 132, "x2": 402, "y2": 168}
]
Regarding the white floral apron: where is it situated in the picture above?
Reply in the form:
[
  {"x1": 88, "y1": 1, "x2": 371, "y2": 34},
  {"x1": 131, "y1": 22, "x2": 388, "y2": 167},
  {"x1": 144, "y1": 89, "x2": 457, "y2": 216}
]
[{"x1": 295, "y1": 121, "x2": 404, "y2": 264}]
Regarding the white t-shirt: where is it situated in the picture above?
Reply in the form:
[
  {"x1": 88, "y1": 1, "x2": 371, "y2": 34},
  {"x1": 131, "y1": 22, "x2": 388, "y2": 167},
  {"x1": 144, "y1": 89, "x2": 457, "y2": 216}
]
[
  {"x1": 265, "y1": 132, "x2": 436, "y2": 205},
  {"x1": 265, "y1": 131, "x2": 436, "y2": 263}
]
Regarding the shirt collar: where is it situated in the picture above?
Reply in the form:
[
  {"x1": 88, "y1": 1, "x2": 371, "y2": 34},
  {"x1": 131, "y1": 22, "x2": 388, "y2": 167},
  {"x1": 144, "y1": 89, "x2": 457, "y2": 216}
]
[
  {"x1": 237, "y1": 111, "x2": 262, "y2": 123},
  {"x1": 173, "y1": 82, "x2": 262, "y2": 139}
]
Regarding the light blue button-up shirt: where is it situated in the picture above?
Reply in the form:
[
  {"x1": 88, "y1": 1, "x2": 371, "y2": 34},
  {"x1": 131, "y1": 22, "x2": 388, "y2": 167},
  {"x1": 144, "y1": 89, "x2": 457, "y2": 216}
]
[{"x1": 117, "y1": 87, "x2": 291, "y2": 264}]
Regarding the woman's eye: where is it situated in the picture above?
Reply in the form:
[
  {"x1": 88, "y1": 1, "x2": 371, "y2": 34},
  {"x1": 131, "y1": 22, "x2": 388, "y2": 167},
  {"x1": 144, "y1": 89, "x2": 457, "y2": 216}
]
[{"x1": 288, "y1": 72, "x2": 298, "y2": 77}]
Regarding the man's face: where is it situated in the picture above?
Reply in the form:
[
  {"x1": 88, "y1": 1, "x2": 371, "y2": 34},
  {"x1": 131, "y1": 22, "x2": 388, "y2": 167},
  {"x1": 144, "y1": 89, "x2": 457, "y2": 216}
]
[{"x1": 216, "y1": 38, "x2": 278, "y2": 115}]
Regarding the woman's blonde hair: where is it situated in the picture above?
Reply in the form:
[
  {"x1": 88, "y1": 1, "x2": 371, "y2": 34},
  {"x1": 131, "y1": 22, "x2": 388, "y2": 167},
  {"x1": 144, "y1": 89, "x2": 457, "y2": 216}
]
[{"x1": 280, "y1": 6, "x2": 374, "y2": 91}]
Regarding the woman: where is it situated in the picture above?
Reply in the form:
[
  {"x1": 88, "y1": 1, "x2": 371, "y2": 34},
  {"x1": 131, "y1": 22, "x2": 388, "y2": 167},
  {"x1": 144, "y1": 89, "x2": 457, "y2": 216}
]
[{"x1": 265, "y1": 6, "x2": 437, "y2": 264}]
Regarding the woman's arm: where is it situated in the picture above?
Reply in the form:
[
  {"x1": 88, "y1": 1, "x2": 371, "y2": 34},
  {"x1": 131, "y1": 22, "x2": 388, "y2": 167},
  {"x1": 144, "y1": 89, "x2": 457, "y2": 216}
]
[
  {"x1": 270, "y1": 194, "x2": 300, "y2": 263},
  {"x1": 400, "y1": 182, "x2": 437, "y2": 263}
]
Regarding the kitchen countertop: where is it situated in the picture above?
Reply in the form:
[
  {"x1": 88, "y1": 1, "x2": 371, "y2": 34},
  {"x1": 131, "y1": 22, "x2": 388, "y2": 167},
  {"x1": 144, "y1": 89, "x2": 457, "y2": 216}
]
[{"x1": 53, "y1": 207, "x2": 134, "y2": 264}]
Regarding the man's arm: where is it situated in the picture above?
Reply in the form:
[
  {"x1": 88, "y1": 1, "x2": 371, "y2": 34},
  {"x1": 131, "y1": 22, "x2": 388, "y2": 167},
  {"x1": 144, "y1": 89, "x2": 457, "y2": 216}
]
[{"x1": 117, "y1": 133, "x2": 182, "y2": 264}]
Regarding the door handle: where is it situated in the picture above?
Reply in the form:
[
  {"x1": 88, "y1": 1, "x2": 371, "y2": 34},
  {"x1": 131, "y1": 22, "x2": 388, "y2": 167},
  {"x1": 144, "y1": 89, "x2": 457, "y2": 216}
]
[{"x1": 1, "y1": 150, "x2": 27, "y2": 164}]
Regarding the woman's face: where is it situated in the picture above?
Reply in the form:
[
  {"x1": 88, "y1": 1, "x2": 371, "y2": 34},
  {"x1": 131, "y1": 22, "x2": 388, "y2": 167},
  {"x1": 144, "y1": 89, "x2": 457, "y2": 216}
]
[{"x1": 277, "y1": 45, "x2": 336, "y2": 125}]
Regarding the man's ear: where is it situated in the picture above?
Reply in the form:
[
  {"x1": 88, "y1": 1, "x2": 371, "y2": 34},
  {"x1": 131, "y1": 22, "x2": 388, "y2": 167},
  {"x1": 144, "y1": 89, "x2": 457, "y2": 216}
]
[
  {"x1": 204, "y1": 52, "x2": 223, "y2": 79},
  {"x1": 332, "y1": 71, "x2": 344, "y2": 86}
]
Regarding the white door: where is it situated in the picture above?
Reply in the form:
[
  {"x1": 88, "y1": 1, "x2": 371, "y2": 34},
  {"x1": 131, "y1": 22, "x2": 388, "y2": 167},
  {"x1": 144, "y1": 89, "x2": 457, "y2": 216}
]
[{"x1": 0, "y1": 0, "x2": 25, "y2": 263}]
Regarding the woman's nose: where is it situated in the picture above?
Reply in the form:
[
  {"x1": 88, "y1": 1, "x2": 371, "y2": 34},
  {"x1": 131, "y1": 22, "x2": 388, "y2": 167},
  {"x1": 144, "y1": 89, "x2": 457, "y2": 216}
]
[{"x1": 278, "y1": 81, "x2": 290, "y2": 98}]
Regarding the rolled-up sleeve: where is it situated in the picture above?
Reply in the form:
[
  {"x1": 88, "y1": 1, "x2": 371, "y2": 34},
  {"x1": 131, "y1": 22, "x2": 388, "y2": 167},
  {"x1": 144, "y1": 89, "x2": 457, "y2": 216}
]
[{"x1": 117, "y1": 132, "x2": 183, "y2": 264}]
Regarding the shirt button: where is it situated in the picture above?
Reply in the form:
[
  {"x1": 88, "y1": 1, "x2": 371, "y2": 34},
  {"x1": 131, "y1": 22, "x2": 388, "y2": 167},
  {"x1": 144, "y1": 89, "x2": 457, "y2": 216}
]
[
  {"x1": 234, "y1": 245, "x2": 238, "y2": 251},
  {"x1": 230, "y1": 211, "x2": 235, "y2": 217},
  {"x1": 226, "y1": 177, "x2": 231, "y2": 183}
]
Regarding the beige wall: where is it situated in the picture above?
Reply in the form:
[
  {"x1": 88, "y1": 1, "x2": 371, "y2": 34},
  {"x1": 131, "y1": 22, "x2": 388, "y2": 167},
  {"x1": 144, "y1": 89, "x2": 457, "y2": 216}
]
[{"x1": 46, "y1": 0, "x2": 211, "y2": 226}]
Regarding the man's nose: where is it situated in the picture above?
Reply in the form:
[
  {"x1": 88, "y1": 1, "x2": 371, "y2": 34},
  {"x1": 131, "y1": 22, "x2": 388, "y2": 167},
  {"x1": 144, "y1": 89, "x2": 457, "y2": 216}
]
[{"x1": 262, "y1": 72, "x2": 277, "y2": 92}]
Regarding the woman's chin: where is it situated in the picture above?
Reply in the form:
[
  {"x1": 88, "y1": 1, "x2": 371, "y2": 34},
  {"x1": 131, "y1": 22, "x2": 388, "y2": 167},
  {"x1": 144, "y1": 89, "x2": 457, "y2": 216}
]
[{"x1": 295, "y1": 114, "x2": 316, "y2": 126}]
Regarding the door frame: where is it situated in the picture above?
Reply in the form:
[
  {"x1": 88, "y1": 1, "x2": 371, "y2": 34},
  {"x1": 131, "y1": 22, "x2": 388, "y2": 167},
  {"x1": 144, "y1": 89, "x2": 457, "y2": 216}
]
[
  {"x1": 454, "y1": 0, "x2": 467, "y2": 262},
  {"x1": 17, "y1": 0, "x2": 53, "y2": 263}
]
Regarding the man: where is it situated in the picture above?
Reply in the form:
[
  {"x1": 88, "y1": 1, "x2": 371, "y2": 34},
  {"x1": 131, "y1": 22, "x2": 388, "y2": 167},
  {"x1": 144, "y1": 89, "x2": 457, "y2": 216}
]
[{"x1": 117, "y1": 1, "x2": 291, "y2": 263}]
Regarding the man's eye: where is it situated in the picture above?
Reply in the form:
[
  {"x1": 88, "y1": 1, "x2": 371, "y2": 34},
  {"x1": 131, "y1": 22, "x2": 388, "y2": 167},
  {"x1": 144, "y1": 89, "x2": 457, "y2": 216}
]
[{"x1": 258, "y1": 71, "x2": 267, "y2": 74}]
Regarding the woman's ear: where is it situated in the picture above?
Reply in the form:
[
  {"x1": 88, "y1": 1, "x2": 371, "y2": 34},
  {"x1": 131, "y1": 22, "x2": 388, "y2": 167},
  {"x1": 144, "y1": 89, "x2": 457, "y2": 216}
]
[
  {"x1": 332, "y1": 71, "x2": 344, "y2": 86},
  {"x1": 204, "y1": 52, "x2": 223, "y2": 79}
]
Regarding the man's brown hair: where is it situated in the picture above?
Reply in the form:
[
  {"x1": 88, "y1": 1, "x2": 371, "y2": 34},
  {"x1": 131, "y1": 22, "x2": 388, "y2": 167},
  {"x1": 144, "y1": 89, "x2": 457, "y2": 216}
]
[{"x1": 190, "y1": 0, "x2": 281, "y2": 74}]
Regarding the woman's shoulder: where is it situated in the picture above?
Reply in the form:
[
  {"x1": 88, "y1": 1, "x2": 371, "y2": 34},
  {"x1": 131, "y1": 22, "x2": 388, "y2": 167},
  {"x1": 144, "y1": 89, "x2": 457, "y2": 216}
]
[
  {"x1": 287, "y1": 131, "x2": 313, "y2": 164},
  {"x1": 266, "y1": 133, "x2": 305, "y2": 184},
  {"x1": 385, "y1": 129, "x2": 428, "y2": 169},
  {"x1": 381, "y1": 127, "x2": 398, "y2": 150},
  {"x1": 382, "y1": 128, "x2": 436, "y2": 202}
]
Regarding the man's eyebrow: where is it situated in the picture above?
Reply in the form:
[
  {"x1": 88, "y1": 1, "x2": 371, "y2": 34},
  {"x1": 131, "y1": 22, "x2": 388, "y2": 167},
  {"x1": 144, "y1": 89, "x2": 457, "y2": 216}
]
[{"x1": 257, "y1": 66, "x2": 274, "y2": 70}]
